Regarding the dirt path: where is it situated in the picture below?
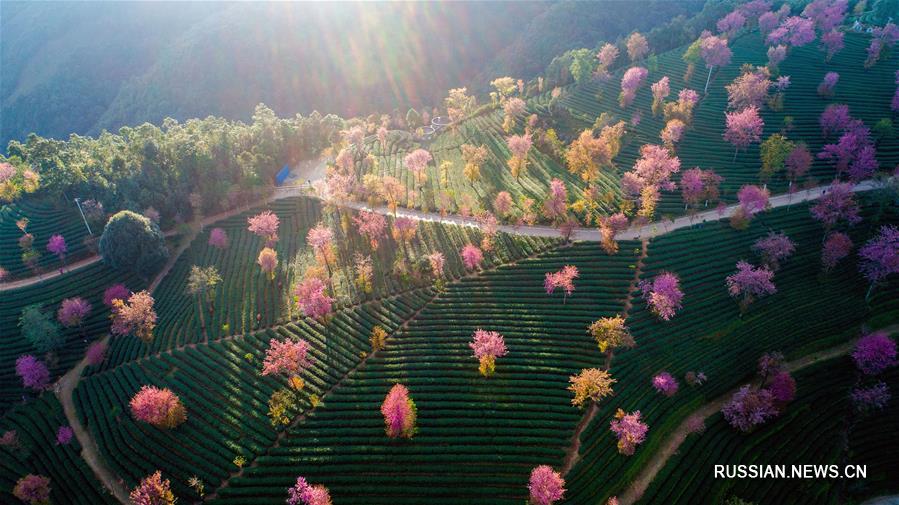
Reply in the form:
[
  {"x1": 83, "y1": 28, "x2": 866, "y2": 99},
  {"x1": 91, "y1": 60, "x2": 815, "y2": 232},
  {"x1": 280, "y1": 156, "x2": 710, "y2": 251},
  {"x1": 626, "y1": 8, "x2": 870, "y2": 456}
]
[
  {"x1": 561, "y1": 239, "x2": 649, "y2": 477},
  {"x1": 615, "y1": 324, "x2": 899, "y2": 505},
  {"x1": 55, "y1": 334, "x2": 131, "y2": 503}
]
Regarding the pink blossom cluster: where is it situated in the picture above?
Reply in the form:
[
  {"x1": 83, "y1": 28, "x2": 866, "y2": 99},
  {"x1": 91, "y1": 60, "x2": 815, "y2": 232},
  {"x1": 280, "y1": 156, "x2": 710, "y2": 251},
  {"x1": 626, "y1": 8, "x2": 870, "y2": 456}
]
[
  {"x1": 680, "y1": 168, "x2": 723, "y2": 207},
  {"x1": 752, "y1": 232, "x2": 796, "y2": 270},
  {"x1": 15, "y1": 355, "x2": 49, "y2": 390},
  {"x1": 307, "y1": 224, "x2": 334, "y2": 252},
  {"x1": 817, "y1": 113, "x2": 877, "y2": 182},
  {"x1": 652, "y1": 372, "x2": 679, "y2": 396},
  {"x1": 13, "y1": 474, "x2": 51, "y2": 505},
  {"x1": 810, "y1": 182, "x2": 861, "y2": 228},
  {"x1": 852, "y1": 331, "x2": 897, "y2": 375},
  {"x1": 86, "y1": 340, "x2": 108, "y2": 366},
  {"x1": 858, "y1": 225, "x2": 899, "y2": 285},
  {"x1": 851, "y1": 382, "x2": 891, "y2": 412},
  {"x1": 295, "y1": 277, "x2": 334, "y2": 320},
  {"x1": 817, "y1": 72, "x2": 839, "y2": 96},
  {"x1": 610, "y1": 410, "x2": 649, "y2": 455},
  {"x1": 543, "y1": 179, "x2": 568, "y2": 221},
  {"x1": 821, "y1": 232, "x2": 853, "y2": 271},
  {"x1": 287, "y1": 476, "x2": 333, "y2": 505},
  {"x1": 103, "y1": 283, "x2": 131, "y2": 308},
  {"x1": 46, "y1": 234, "x2": 67, "y2": 257},
  {"x1": 766, "y1": 16, "x2": 816, "y2": 47},
  {"x1": 717, "y1": 11, "x2": 746, "y2": 35},
  {"x1": 726, "y1": 261, "x2": 776, "y2": 305},
  {"x1": 767, "y1": 44, "x2": 787, "y2": 68},
  {"x1": 544, "y1": 265, "x2": 579, "y2": 298},
  {"x1": 58, "y1": 297, "x2": 91, "y2": 327},
  {"x1": 722, "y1": 385, "x2": 777, "y2": 431},
  {"x1": 737, "y1": 184, "x2": 770, "y2": 216},
  {"x1": 247, "y1": 211, "x2": 280, "y2": 243},
  {"x1": 469, "y1": 329, "x2": 508, "y2": 360},
  {"x1": 619, "y1": 67, "x2": 648, "y2": 108},
  {"x1": 507, "y1": 134, "x2": 533, "y2": 159},
  {"x1": 427, "y1": 252, "x2": 445, "y2": 277},
  {"x1": 640, "y1": 272, "x2": 684, "y2": 321},
  {"x1": 528, "y1": 465, "x2": 566, "y2": 505},
  {"x1": 129, "y1": 386, "x2": 184, "y2": 426},
  {"x1": 381, "y1": 384, "x2": 416, "y2": 438},
  {"x1": 56, "y1": 425, "x2": 74, "y2": 445},
  {"x1": 461, "y1": 244, "x2": 484, "y2": 270},
  {"x1": 724, "y1": 106, "x2": 764, "y2": 153},
  {"x1": 129, "y1": 471, "x2": 174, "y2": 505},
  {"x1": 404, "y1": 149, "x2": 432, "y2": 176},
  {"x1": 701, "y1": 35, "x2": 733, "y2": 67},
  {"x1": 208, "y1": 227, "x2": 229, "y2": 249},
  {"x1": 353, "y1": 211, "x2": 387, "y2": 249},
  {"x1": 262, "y1": 338, "x2": 312, "y2": 376},
  {"x1": 803, "y1": 0, "x2": 847, "y2": 32}
]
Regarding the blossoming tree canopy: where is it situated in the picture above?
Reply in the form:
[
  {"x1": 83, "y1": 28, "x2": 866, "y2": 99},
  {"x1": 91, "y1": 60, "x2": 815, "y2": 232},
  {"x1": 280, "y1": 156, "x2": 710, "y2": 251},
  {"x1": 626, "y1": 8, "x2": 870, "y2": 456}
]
[
  {"x1": 461, "y1": 244, "x2": 483, "y2": 270},
  {"x1": 111, "y1": 290, "x2": 157, "y2": 342},
  {"x1": 208, "y1": 227, "x2": 229, "y2": 249},
  {"x1": 610, "y1": 409, "x2": 648, "y2": 455},
  {"x1": 15, "y1": 354, "x2": 49, "y2": 390},
  {"x1": 103, "y1": 283, "x2": 131, "y2": 308},
  {"x1": 57, "y1": 297, "x2": 92, "y2": 327},
  {"x1": 652, "y1": 371, "x2": 679, "y2": 396},
  {"x1": 726, "y1": 261, "x2": 776, "y2": 311},
  {"x1": 13, "y1": 474, "x2": 51, "y2": 505},
  {"x1": 295, "y1": 277, "x2": 334, "y2": 320},
  {"x1": 262, "y1": 338, "x2": 313, "y2": 377},
  {"x1": 568, "y1": 368, "x2": 616, "y2": 408},
  {"x1": 544, "y1": 265, "x2": 578, "y2": 299},
  {"x1": 130, "y1": 385, "x2": 187, "y2": 428},
  {"x1": 381, "y1": 383, "x2": 417, "y2": 438},
  {"x1": 469, "y1": 329, "x2": 508, "y2": 377},
  {"x1": 247, "y1": 210, "x2": 280, "y2": 243},
  {"x1": 639, "y1": 272, "x2": 684, "y2": 321},
  {"x1": 588, "y1": 315, "x2": 635, "y2": 354},
  {"x1": 852, "y1": 331, "x2": 897, "y2": 376},
  {"x1": 287, "y1": 476, "x2": 333, "y2": 505},
  {"x1": 130, "y1": 471, "x2": 175, "y2": 505},
  {"x1": 528, "y1": 465, "x2": 565, "y2": 505}
]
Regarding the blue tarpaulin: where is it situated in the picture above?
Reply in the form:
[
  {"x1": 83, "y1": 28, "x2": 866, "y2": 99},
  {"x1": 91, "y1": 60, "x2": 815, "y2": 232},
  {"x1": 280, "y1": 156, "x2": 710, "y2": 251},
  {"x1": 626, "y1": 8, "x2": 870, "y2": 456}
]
[{"x1": 275, "y1": 164, "x2": 290, "y2": 186}]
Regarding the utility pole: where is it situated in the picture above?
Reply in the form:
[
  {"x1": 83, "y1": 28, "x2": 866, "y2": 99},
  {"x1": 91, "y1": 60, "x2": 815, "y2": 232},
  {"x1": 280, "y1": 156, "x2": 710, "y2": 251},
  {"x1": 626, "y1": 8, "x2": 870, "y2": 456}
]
[{"x1": 74, "y1": 198, "x2": 92, "y2": 236}]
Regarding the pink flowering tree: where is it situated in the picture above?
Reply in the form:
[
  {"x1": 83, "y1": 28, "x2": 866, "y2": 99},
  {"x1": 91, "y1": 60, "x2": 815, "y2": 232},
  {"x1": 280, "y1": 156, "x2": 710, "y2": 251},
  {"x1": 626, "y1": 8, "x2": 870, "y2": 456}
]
[
  {"x1": 639, "y1": 272, "x2": 684, "y2": 321},
  {"x1": 818, "y1": 120, "x2": 877, "y2": 182},
  {"x1": 852, "y1": 382, "x2": 891, "y2": 412},
  {"x1": 651, "y1": 76, "x2": 670, "y2": 116},
  {"x1": 307, "y1": 224, "x2": 335, "y2": 275},
  {"x1": 767, "y1": 16, "x2": 816, "y2": 47},
  {"x1": 724, "y1": 106, "x2": 764, "y2": 160},
  {"x1": 130, "y1": 386, "x2": 187, "y2": 428},
  {"x1": 544, "y1": 265, "x2": 579, "y2": 303},
  {"x1": 853, "y1": 331, "x2": 897, "y2": 375},
  {"x1": 103, "y1": 283, "x2": 131, "y2": 308},
  {"x1": 859, "y1": 225, "x2": 899, "y2": 300},
  {"x1": 752, "y1": 232, "x2": 796, "y2": 271},
  {"x1": 507, "y1": 134, "x2": 533, "y2": 180},
  {"x1": 652, "y1": 371, "x2": 679, "y2": 396},
  {"x1": 86, "y1": 340, "x2": 108, "y2": 366},
  {"x1": 817, "y1": 72, "x2": 839, "y2": 96},
  {"x1": 661, "y1": 119, "x2": 687, "y2": 149},
  {"x1": 626, "y1": 32, "x2": 649, "y2": 61},
  {"x1": 46, "y1": 234, "x2": 67, "y2": 268},
  {"x1": 13, "y1": 474, "x2": 51, "y2": 505},
  {"x1": 821, "y1": 232, "x2": 853, "y2": 272},
  {"x1": 427, "y1": 251, "x2": 446, "y2": 281},
  {"x1": 722, "y1": 385, "x2": 776, "y2": 432},
  {"x1": 404, "y1": 149, "x2": 432, "y2": 189},
  {"x1": 56, "y1": 425, "x2": 73, "y2": 445},
  {"x1": 610, "y1": 409, "x2": 649, "y2": 455},
  {"x1": 726, "y1": 69, "x2": 772, "y2": 110},
  {"x1": 208, "y1": 227, "x2": 229, "y2": 250},
  {"x1": 543, "y1": 178, "x2": 568, "y2": 223},
  {"x1": 287, "y1": 476, "x2": 333, "y2": 505},
  {"x1": 632, "y1": 144, "x2": 681, "y2": 191},
  {"x1": 786, "y1": 144, "x2": 812, "y2": 185},
  {"x1": 736, "y1": 184, "x2": 770, "y2": 224},
  {"x1": 810, "y1": 182, "x2": 861, "y2": 230},
  {"x1": 247, "y1": 211, "x2": 280, "y2": 245},
  {"x1": 528, "y1": 465, "x2": 566, "y2": 505},
  {"x1": 820, "y1": 31, "x2": 844, "y2": 61},
  {"x1": 57, "y1": 297, "x2": 92, "y2": 330},
  {"x1": 353, "y1": 211, "x2": 387, "y2": 250},
  {"x1": 461, "y1": 244, "x2": 484, "y2": 270},
  {"x1": 819, "y1": 104, "x2": 851, "y2": 137},
  {"x1": 892, "y1": 70, "x2": 899, "y2": 113},
  {"x1": 717, "y1": 11, "x2": 746, "y2": 35},
  {"x1": 493, "y1": 191, "x2": 514, "y2": 219},
  {"x1": 112, "y1": 291, "x2": 157, "y2": 342},
  {"x1": 130, "y1": 471, "x2": 175, "y2": 505},
  {"x1": 15, "y1": 355, "x2": 49, "y2": 391},
  {"x1": 295, "y1": 277, "x2": 334, "y2": 321},
  {"x1": 726, "y1": 261, "x2": 776, "y2": 313},
  {"x1": 700, "y1": 35, "x2": 733, "y2": 93},
  {"x1": 767, "y1": 44, "x2": 787, "y2": 71},
  {"x1": 596, "y1": 43, "x2": 620, "y2": 79},
  {"x1": 469, "y1": 329, "x2": 508, "y2": 377},
  {"x1": 381, "y1": 383, "x2": 417, "y2": 438},
  {"x1": 769, "y1": 371, "x2": 796, "y2": 406},
  {"x1": 262, "y1": 338, "x2": 312, "y2": 377},
  {"x1": 619, "y1": 67, "x2": 648, "y2": 108}
]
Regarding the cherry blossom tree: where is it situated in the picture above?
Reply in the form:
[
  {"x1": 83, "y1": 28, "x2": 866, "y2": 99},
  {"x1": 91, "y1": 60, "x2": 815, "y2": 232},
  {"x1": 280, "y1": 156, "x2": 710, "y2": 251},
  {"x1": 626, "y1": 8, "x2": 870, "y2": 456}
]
[
  {"x1": 639, "y1": 272, "x2": 684, "y2": 321},
  {"x1": 542, "y1": 179, "x2": 568, "y2": 222},
  {"x1": 391, "y1": 217, "x2": 418, "y2": 259},
  {"x1": 247, "y1": 211, "x2": 280, "y2": 245},
  {"x1": 507, "y1": 134, "x2": 533, "y2": 179},
  {"x1": 752, "y1": 232, "x2": 796, "y2": 271},
  {"x1": 262, "y1": 338, "x2": 312, "y2": 377},
  {"x1": 461, "y1": 144, "x2": 489, "y2": 185},
  {"x1": 651, "y1": 76, "x2": 670, "y2": 116},
  {"x1": 660, "y1": 119, "x2": 687, "y2": 150},
  {"x1": 818, "y1": 118, "x2": 877, "y2": 181},
  {"x1": 57, "y1": 297, "x2": 92, "y2": 328},
  {"x1": 820, "y1": 31, "x2": 844, "y2": 61},
  {"x1": 717, "y1": 11, "x2": 746, "y2": 35},
  {"x1": 803, "y1": 0, "x2": 847, "y2": 32},
  {"x1": 111, "y1": 291, "x2": 157, "y2": 342},
  {"x1": 353, "y1": 211, "x2": 387, "y2": 251},
  {"x1": 461, "y1": 244, "x2": 483, "y2": 270},
  {"x1": 528, "y1": 465, "x2": 566, "y2": 505},
  {"x1": 15, "y1": 355, "x2": 49, "y2": 390},
  {"x1": 130, "y1": 386, "x2": 187, "y2": 428},
  {"x1": 810, "y1": 182, "x2": 861, "y2": 230},
  {"x1": 767, "y1": 44, "x2": 787, "y2": 71},
  {"x1": 626, "y1": 32, "x2": 649, "y2": 62},
  {"x1": 588, "y1": 315, "x2": 635, "y2": 355},
  {"x1": 307, "y1": 223, "x2": 335, "y2": 275},
  {"x1": 701, "y1": 35, "x2": 733, "y2": 93},
  {"x1": 208, "y1": 227, "x2": 229, "y2": 249},
  {"x1": 680, "y1": 168, "x2": 723, "y2": 209},
  {"x1": 652, "y1": 372, "x2": 679, "y2": 397},
  {"x1": 544, "y1": 265, "x2": 578, "y2": 303},
  {"x1": 726, "y1": 261, "x2": 776, "y2": 313},
  {"x1": 381, "y1": 384, "x2": 417, "y2": 438},
  {"x1": 722, "y1": 385, "x2": 776, "y2": 432},
  {"x1": 766, "y1": 16, "x2": 816, "y2": 47},
  {"x1": 724, "y1": 106, "x2": 764, "y2": 160},
  {"x1": 595, "y1": 43, "x2": 619, "y2": 79},
  {"x1": 785, "y1": 144, "x2": 812, "y2": 185},
  {"x1": 568, "y1": 368, "x2": 616, "y2": 408},
  {"x1": 493, "y1": 191, "x2": 514, "y2": 218},
  {"x1": 56, "y1": 425, "x2": 73, "y2": 445},
  {"x1": 13, "y1": 474, "x2": 51, "y2": 505},
  {"x1": 769, "y1": 371, "x2": 796, "y2": 406},
  {"x1": 295, "y1": 277, "x2": 334, "y2": 321},
  {"x1": 103, "y1": 283, "x2": 131, "y2": 308},
  {"x1": 610, "y1": 409, "x2": 648, "y2": 455},
  {"x1": 821, "y1": 232, "x2": 853, "y2": 271},
  {"x1": 287, "y1": 476, "x2": 333, "y2": 505},
  {"x1": 859, "y1": 225, "x2": 899, "y2": 299},
  {"x1": 46, "y1": 234, "x2": 67, "y2": 268},
  {"x1": 427, "y1": 252, "x2": 445, "y2": 279},
  {"x1": 852, "y1": 382, "x2": 891, "y2": 412},
  {"x1": 737, "y1": 184, "x2": 770, "y2": 220},
  {"x1": 819, "y1": 104, "x2": 851, "y2": 137},
  {"x1": 619, "y1": 67, "x2": 648, "y2": 108},
  {"x1": 469, "y1": 329, "x2": 508, "y2": 377},
  {"x1": 503, "y1": 97, "x2": 527, "y2": 132},
  {"x1": 598, "y1": 213, "x2": 629, "y2": 255},
  {"x1": 130, "y1": 471, "x2": 175, "y2": 505},
  {"x1": 726, "y1": 69, "x2": 772, "y2": 111},
  {"x1": 853, "y1": 331, "x2": 897, "y2": 375},
  {"x1": 404, "y1": 149, "x2": 432, "y2": 189},
  {"x1": 864, "y1": 23, "x2": 899, "y2": 68}
]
